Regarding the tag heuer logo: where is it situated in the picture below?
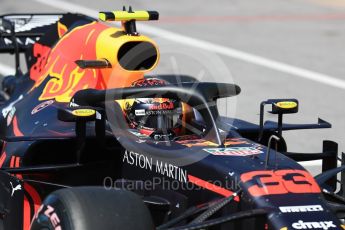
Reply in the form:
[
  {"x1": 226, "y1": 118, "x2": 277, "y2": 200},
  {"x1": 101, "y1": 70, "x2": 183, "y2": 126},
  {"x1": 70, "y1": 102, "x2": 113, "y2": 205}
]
[{"x1": 135, "y1": 109, "x2": 146, "y2": 116}]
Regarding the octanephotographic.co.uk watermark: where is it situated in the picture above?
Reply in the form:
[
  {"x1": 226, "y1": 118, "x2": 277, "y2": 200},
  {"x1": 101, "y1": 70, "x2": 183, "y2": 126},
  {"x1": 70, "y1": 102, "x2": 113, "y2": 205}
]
[{"x1": 103, "y1": 176, "x2": 242, "y2": 192}]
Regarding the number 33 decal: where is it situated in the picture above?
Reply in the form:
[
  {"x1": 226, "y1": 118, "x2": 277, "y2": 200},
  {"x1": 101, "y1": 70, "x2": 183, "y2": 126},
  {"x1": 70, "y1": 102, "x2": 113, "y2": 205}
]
[{"x1": 240, "y1": 169, "x2": 321, "y2": 197}]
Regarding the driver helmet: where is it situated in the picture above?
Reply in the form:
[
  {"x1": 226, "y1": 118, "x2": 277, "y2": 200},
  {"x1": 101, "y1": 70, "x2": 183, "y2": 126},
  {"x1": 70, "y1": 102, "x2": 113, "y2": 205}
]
[{"x1": 122, "y1": 78, "x2": 183, "y2": 140}]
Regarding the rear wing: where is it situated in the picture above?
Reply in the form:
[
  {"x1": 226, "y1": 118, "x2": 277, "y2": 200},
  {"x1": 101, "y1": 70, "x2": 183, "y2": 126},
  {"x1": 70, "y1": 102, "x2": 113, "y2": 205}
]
[
  {"x1": 0, "y1": 14, "x2": 63, "y2": 75},
  {"x1": 0, "y1": 14, "x2": 63, "y2": 53}
]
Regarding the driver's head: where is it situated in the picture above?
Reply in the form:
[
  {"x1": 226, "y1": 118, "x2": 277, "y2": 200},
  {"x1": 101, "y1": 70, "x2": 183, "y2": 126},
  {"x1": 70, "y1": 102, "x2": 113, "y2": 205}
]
[{"x1": 121, "y1": 78, "x2": 183, "y2": 140}]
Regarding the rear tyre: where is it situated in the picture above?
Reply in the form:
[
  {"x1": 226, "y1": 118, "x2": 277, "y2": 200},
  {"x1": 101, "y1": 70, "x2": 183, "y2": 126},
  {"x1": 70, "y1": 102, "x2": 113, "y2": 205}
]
[{"x1": 30, "y1": 187, "x2": 153, "y2": 230}]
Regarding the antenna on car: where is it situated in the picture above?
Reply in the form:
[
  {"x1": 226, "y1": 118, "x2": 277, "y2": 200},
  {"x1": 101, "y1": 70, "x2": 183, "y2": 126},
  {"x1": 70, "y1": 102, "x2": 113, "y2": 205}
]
[
  {"x1": 98, "y1": 7, "x2": 159, "y2": 35},
  {"x1": 264, "y1": 135, "x2": 280, "y2": 169}
]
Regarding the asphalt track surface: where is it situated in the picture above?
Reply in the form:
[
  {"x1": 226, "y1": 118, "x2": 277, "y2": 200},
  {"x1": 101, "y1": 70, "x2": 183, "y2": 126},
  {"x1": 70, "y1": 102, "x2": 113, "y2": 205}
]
[{"x1": 1, "y1": 0, "x2": 345, "y2": 174}]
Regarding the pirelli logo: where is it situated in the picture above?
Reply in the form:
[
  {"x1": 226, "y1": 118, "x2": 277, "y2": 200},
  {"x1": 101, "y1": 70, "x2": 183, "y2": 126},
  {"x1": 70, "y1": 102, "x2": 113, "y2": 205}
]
[{"x1": 279, "y1": 205, "x2": 323, "y2": 213}]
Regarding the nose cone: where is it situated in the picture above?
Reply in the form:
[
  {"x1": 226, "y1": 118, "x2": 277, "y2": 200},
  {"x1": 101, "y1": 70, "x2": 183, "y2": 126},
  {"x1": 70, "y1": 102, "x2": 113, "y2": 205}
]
[
  {"x1": 240, "y1": 169, "x2": 342, "y2": 229},
  {"x1": 268, "y1": 203, "x2": 342, "y2": 230}
]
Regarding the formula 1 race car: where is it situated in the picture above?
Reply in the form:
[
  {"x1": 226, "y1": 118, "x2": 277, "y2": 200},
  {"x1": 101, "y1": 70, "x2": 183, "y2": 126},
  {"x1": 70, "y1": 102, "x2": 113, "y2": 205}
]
[{"x1": 0, "y1": 8, "x2": 344, "y2": 230}]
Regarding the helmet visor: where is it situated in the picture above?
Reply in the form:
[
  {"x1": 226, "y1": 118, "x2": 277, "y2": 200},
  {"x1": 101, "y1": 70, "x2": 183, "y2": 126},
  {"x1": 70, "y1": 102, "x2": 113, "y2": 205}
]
[{"x1": 138, "y1": 113, "x2": 181, "y2": 130}]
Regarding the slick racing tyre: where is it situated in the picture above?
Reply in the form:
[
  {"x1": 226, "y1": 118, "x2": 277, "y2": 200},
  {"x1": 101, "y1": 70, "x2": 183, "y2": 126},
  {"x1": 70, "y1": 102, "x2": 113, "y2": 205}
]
[{"x1": 30, "y1": 187, "x2": 153, "y2": 230}]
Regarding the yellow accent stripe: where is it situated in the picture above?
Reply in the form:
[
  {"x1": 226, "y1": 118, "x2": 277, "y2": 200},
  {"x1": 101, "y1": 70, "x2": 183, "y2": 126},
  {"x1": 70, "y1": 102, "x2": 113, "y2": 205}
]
[{"x1": 99, "y1": 11, "x2": 150, "y2": 21}]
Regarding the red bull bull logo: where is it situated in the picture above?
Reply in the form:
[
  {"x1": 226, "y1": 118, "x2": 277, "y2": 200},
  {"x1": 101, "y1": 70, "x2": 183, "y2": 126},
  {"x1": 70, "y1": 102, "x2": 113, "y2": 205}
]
[
  {"x1": 29, "y1": 20, "x2": 159, "y2": 103},
  {"x1": 30, "y1": 22, "x2": 106, "y2": 102}
]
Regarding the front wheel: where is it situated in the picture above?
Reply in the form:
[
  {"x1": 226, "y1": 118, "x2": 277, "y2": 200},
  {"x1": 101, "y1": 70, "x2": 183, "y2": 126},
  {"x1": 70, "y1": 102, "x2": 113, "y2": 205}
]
[{"x1": 30, "y1": 187, "x2": 153, "y2": 230}]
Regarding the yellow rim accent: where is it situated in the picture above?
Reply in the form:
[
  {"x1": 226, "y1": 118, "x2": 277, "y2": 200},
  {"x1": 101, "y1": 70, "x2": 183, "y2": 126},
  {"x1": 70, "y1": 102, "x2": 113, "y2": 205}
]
[
  {"x1": 72, "y1": 109, "x2": 96, "y2": 117},
  {"x1": 275, "y1": 101, "x2": 297, "y2": 109}
]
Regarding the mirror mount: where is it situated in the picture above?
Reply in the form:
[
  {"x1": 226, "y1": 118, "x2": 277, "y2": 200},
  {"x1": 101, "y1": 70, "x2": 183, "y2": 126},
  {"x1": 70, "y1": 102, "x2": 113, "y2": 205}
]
[
  {"x1": 57, "y1": 106, "x2": 105, "y2": 163},
  {"x1": 258, "y1": 99, "x2": 299, "y2": 142}
]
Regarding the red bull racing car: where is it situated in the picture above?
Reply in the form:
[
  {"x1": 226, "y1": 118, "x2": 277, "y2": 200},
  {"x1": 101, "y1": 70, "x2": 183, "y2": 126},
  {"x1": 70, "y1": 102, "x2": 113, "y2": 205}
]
[{"x1": 0, "y1": 8, "x2": 344, "y2": 230}]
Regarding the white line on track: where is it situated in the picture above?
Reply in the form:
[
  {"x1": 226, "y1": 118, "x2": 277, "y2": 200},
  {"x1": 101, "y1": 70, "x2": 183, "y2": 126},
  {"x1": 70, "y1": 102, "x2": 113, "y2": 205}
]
[{"x1": 26, "y1": 0, "x2": 345, "y2": 91}]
